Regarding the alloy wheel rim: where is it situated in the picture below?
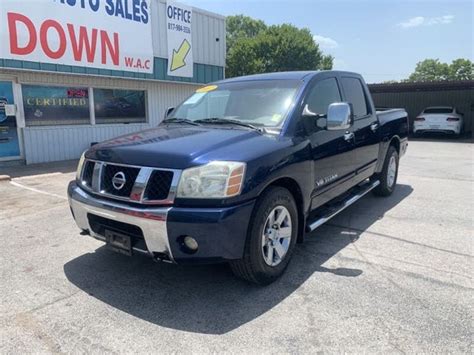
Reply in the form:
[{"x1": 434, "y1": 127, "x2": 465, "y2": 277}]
[
  {"x1": 261, "y1": 206, "x2": 292, "y2": 267},
  {"x1": 387, "y1": 155, "x2": 397, "y2": 187}
]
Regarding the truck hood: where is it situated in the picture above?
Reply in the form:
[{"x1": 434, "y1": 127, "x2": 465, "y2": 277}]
[{"x1": 86, "y1": 124, "x2": 286, "y2": 169}]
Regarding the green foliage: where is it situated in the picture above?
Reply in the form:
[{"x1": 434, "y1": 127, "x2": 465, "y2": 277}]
[
  {"x1": 407, "y1": 58, "x2": 473, "y2": 82},
  {"x1": 319, "y1": 55, "x2": 334, "y2": 70},
  {"x1": 226, "y1": 15, "x2": 333, "y2": 78},
  {"x1": 226, "y1": 15, "x2": 266, "y2": 54},
  {"x1": 449, "y1": 58, "x2": 474, "y2": 81}
]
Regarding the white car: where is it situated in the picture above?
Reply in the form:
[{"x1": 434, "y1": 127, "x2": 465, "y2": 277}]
[{"x1": 413, "y1": 106, "x2": 464, "y2": 135}]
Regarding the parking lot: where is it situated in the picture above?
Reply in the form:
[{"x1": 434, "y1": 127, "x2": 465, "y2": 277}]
[{"x1": 0, "y1": 139, "x2": 472, "y2": 353}]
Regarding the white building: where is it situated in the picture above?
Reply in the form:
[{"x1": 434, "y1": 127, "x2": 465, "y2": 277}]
[{"x1": 0, "y1": 0, "x2": 225, "y2": 164}]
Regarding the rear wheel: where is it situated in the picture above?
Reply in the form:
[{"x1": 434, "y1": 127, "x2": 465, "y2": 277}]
[
  {"x1": 230, "y1": 187, "x2": 298, "y2": 285},
  {"x1": 372, "y1": 145, "x2": 399, "y2": 197}
]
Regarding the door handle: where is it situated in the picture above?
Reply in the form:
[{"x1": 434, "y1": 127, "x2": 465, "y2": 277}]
[
  {"x1": 370, "y1": 122, "x2": 379, "y2": 132},
  {"x1": 344, "y1": 132, "x2": 355, "y2": 141}
]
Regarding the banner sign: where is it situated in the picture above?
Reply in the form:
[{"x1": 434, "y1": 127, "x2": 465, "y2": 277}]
[
  {"x1": 0, "y1": 0, "x2": 153, "y2": 74},
  {"x1": 166, "y1": 1, "x2": 193, "y2": 78}
]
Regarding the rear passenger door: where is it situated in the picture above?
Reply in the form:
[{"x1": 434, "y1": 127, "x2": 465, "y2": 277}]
[
  {"x1": 302, "y1": 75, "x2": 357, "y2": 208},
  {"x1": 340, "y1": 76, "x2": 379, "y2": 180}
]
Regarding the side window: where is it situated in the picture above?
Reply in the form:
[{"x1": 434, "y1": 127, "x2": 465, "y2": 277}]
[
  {"x1": 306, "y1": 78, "x2": 342, "y2": 115},
  {"x1": 341, "y1": 77, "x2": 369, "y2": 118}
]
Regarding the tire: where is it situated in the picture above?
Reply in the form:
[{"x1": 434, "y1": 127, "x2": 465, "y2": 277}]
[
  {"x1": 372, "y1": 145, "x2": 399, "y2": 197},
  {"x1": 230, "y1": 186, "x2": 298, "y2": 285}
]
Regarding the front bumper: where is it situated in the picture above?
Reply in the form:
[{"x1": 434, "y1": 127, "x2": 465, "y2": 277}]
[{"x1": 68, "y1": 181, "x2": 255, "y2": 264}]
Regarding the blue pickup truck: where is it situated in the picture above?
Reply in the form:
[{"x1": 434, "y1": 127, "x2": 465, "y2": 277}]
[{"x1": 68, "y1": 71, "x2": 408, "y2": 284}]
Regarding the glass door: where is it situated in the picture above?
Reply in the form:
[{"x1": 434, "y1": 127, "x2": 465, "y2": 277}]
[{"x1": 0, "y1": 81, "x2": 20, "y2": 159}]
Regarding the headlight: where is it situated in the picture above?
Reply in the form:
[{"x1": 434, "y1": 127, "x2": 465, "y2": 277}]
[
  {"x1": 75, "y1": 152, "x2": 86, "y2": 181},
  {"x1": 177, "y1": 161, "x2": 246, "y2": 198}
]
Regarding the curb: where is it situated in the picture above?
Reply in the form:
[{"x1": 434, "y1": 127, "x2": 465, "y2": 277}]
[{"x1": 0, "y1": 175, "x2": 11, "y2": 182}]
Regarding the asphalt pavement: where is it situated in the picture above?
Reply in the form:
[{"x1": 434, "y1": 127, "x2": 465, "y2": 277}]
[{"x1": 0, "y1": 139, "x2": 472, "y2": 353}]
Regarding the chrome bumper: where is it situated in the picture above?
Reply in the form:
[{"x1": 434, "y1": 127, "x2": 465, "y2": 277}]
[{"x1": 68, "y1": 181, "x2": 174, "y2": 261}]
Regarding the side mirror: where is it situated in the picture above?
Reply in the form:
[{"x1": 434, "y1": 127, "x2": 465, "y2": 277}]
[
  {"x1": 164, "y1": 107, "x2": 175, "y2": 118},
  {"x1": 327, "y1": 103, "x2": 352, "y2": 131}
]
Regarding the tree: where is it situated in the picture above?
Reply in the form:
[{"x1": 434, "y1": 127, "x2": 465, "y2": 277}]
[
  {"x1": 226, "y1": 17, "x2": 333, "y2": 77},
  {"x1": 406, "y1": 58, "x2": 473, "y2": 82},
  {"x1": 226, "y1": 38, "x2": 265, "y2": 77},
  {"x1": 226, "y1": 15, "x2": 266, "y2": 54},
  {"x1": 449, "y1": 59, "x2": 474, "y2": 81},
  {"x1": 407, "y1": 59, "x2": 449, "y2": 82},
  {"x1": 319, "y1": 55, "x2": 334, "y2": 70}
]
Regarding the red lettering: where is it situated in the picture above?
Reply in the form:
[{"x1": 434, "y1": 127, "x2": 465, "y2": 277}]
[
  {"x1": 8, "y1": 12, "x2": 37, "y2": 56},
  {"x1": 100, "y1": 30, "x2": 119, "y2": 66},
  {"x1": 67, "y1": 24, "x2": 98, "y2": 63},
  {"x1": 124, "y1": 57, "x2": 134, "y2": 67},
  {"x1": 126, "y1": 135, "x2": 142, "y2": 142},
  {"x1": 7, "y1": 13, "x2": 125, "y2": 69},
  {"x1": 40, "y1": 20, "x2": 66, "y2": 59},
  {"x1": 125, "y1": 57, "x2": 151, "y2": 70}
]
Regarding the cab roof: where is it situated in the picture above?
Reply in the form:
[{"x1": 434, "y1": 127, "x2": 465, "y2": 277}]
[{"x1": 215, "y1": 70, "x2": 362, "y2": 84}]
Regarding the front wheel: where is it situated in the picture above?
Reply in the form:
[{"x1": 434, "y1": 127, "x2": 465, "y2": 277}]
[
  {"x1": 230, "y1": 187, "x2": 298, "y2": 285},
  {"x1": 372, "y1": 145, "x2": 399, "y2": 197}
]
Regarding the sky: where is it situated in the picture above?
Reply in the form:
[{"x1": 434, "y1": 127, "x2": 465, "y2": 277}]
[{"x1": 183, "y1": 0, "x2": 473, "y2": 83}]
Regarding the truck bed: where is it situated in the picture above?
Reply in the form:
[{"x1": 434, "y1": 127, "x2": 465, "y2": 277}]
[{"x1": 376, "y1": 108, "x2": 407, "y2": 125}]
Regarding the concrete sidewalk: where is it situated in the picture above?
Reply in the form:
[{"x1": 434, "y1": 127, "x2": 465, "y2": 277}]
[{"x1": 0, "y1": 159, "x2": 78, "y2": 180}]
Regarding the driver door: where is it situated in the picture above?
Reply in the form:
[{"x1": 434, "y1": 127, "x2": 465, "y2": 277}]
[{"x1": 302, "y1": 76, "x2": 356, "y2": 209}]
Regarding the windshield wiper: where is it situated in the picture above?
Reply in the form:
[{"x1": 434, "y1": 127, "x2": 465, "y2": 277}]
[
  {"x1": 162, "y1": 118, "x2": 201, "y2": 126},
  {"x1": 194, "y1": 118, "x2": 264, "y2": 132}
]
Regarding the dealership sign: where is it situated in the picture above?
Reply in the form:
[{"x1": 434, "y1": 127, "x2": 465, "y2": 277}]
[
  {"x1": 166, "y1": 1, "x2": 193, "y2": 78},
  {"x1": 0, "y1": 0, "x2": 154, "y2": 74}
]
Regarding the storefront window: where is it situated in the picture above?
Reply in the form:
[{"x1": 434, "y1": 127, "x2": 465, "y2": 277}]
[
  {"x1": 22, "y1": 85, "x2": 90, "y2": 126},
  {"x1": 94, "y1": 89, "x2": 146, "y2": 124}
]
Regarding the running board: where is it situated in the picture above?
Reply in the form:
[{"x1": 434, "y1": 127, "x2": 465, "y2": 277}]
[{"x1": 306, "y1": 180, "x2": 380, "y2": 232}]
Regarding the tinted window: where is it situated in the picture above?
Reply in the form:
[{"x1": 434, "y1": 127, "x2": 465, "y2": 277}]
[
  {"x1": 94, "y1": 89, "x2": 146, "y2": 124},
  {"x1": 423, "y1": 108, "x2": 453, "y2": 114},
  {"x1": 22, "y1": 85, "x2": 90, "y2": 126},
  {"x1": 306, "y1": 78, "x2": 341, "y2": 115},
  {"x1": 341, "y1": 77, "x2": 369, "y2": 118}
]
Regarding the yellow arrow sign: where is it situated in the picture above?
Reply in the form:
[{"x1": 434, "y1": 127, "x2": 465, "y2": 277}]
[{"x1": 170, "y1": 39, "x2": 191, "y2": 71}]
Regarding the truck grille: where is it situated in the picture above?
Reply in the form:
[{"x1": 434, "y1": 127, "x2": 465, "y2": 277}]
[
  {"x1": 87, "y1": 214, "x2": 144, "y2": 239},
  {"x1": 79, "y1": 160, "x2": 180, "y2": 204},
  {"x1": 101, "y1": 164, "x2": 140, "y2": 197},
  {"x1": 144, "y1": 170, "x2": 174, "y2": 201},
  {"x1": 82, "y1": 161, "x2": 95, "y2": 188}
]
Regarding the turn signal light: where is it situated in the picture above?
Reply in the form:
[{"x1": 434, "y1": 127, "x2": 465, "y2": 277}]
[
  {"x1": 226, "y1": 165, "x2": 245, "y2": 196},
  {"x1": 446, "y1": 117, "x2": 460, "y2": 121}
]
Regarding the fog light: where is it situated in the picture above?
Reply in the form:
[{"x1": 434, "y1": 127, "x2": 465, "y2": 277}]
[{"x1": 183, "y1": 236, "x2": 198, "y2": 252}]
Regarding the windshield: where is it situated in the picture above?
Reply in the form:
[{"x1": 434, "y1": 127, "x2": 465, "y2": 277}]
[
  {"x1": 169, "y1": 80, "x2": 301, "y2": 127},
  {"x1": 423, "y1": 108, "x2": 453, "y2": 114}
]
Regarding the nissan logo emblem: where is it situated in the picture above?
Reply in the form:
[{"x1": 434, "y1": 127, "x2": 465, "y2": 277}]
[{"x1": 112, "y1": 171, "x2": 127, "y2": 190}]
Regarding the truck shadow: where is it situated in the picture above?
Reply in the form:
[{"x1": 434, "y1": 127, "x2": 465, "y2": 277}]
[{"x1": 63, "y1": 184, "x2": 413, "y2": 334}]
